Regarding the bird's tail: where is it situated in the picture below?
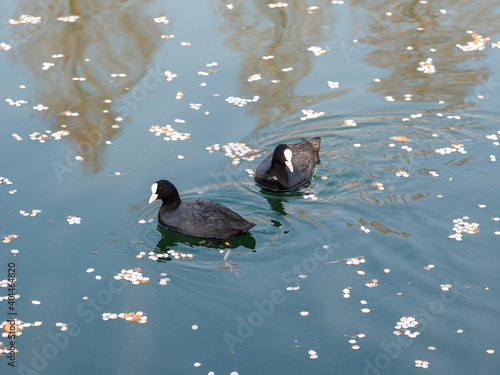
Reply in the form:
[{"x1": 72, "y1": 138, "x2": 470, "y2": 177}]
[{"x1": 309, "y1": 137, "x2": 321, "y2": 152}]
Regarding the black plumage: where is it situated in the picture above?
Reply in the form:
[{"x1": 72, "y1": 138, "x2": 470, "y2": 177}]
[
  {"x1": 149, "y1": 180, "x2": 255, "y2": 240},
  {"x1": 254, "y1": 137, "x2": 321, "y2": 192}
]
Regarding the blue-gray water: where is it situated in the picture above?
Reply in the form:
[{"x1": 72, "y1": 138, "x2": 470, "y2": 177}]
[{"x1": 1, "y1": 1, "x2": 500, "y2": 374}]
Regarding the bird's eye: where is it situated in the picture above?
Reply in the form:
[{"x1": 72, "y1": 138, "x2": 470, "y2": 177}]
[{"x1": 158, "y1": 186, "x2": 162, "y2": 191}]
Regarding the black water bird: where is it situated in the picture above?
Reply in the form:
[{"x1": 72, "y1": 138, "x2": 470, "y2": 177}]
[
  {"x1": 254, "y1": 137, "x2": 321, "y2": 192},
  {"x1": 148, "y1": 180, "x2": 255, "y2": 239}
]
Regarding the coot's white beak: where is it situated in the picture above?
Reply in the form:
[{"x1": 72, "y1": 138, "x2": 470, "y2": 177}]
[
  {"x1": 148, "y1": 183, "x2": 158, "y2": 204},
  {"x1": 284, "y1": 149, "x2": 293, "y2": 173}
]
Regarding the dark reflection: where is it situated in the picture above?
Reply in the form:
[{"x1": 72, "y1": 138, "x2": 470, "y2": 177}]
[
  {"x1": 12, "y1": 1, "x2": 162, "y2": 173},
  {"x1": 263, "y1": 193, "x2": 287, "y2": 215},
  {"x1": 215, "y1": 0, "x2": 351, "y2": 129},
  {"x1": 350, "y1": 0, "x2": 500, "y2": 111},
  {"x1": 356, "y1": 219, "x2": 411, "y2": 238},
  {"x1": 155, "y1": 225, "x2": 256, "y2": 251},
  {"x1": 270, "y1": 219, "x2": 283, "y2": 228},
  {"x1": 154, "y1": 226, "x2": 254, "y2": 278},
  {"x1": 258, "y1": 185, "x2": 311, "y2": 215}
]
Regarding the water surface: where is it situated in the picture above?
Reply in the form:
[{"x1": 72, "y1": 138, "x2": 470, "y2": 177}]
[{"x1": 1, "y1": 1, "x2": 500, "y2": 374}]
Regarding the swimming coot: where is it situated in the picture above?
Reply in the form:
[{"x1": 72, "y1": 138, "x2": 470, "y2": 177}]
[
  {"x1": 148, "y1": 180, "x2": 255, "y2": 239},
  {"x1": 254, "y1": 137, "x2": 321, "y2": 192}
]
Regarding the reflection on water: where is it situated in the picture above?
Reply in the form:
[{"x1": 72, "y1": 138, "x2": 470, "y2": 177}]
[
  {"x1": 3, "y1": 2, "x2": 500, "y2": 373},
  {"x1": 215, "y1": 0, "x2": 351, "y2": 129},
  {"x1": 358, "y1": 218, "x2": 411, "y2": 237},
  {"x1": 258, "y1": 185, "x2": 313, "y2": 215},
  {"x1": 12, "y1": 0, "x2": 161, "y2": 173},
  {"x1": 155, "y1": 225, "x2": 256, "y2": 250},
  {"x1": 9, "y1": 0, "x2": 499, "y2": 176},
  {"x1": 351, "y1": 0, "x2": 500, "y2": 110}
]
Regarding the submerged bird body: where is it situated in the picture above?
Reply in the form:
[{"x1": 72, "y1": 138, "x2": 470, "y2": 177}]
[
  {"x1": 149, "y1": 180, "x2": 254, "y2": 240},
  {"x1": 254, "y1": 137, "x2": 321, "y2": 192}
]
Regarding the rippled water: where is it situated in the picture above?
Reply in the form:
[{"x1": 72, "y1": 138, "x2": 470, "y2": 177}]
[{"x1": 1, "y1": 1, "x2": 500, "y2": 374}]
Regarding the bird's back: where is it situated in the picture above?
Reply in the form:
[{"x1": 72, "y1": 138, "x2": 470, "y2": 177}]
[
  {"x1": 254, "y1": 137, "x2": 321, "y2": 191},
  {"x1": 158, "y1": 199, "x2": 254, "y2": 239}
]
